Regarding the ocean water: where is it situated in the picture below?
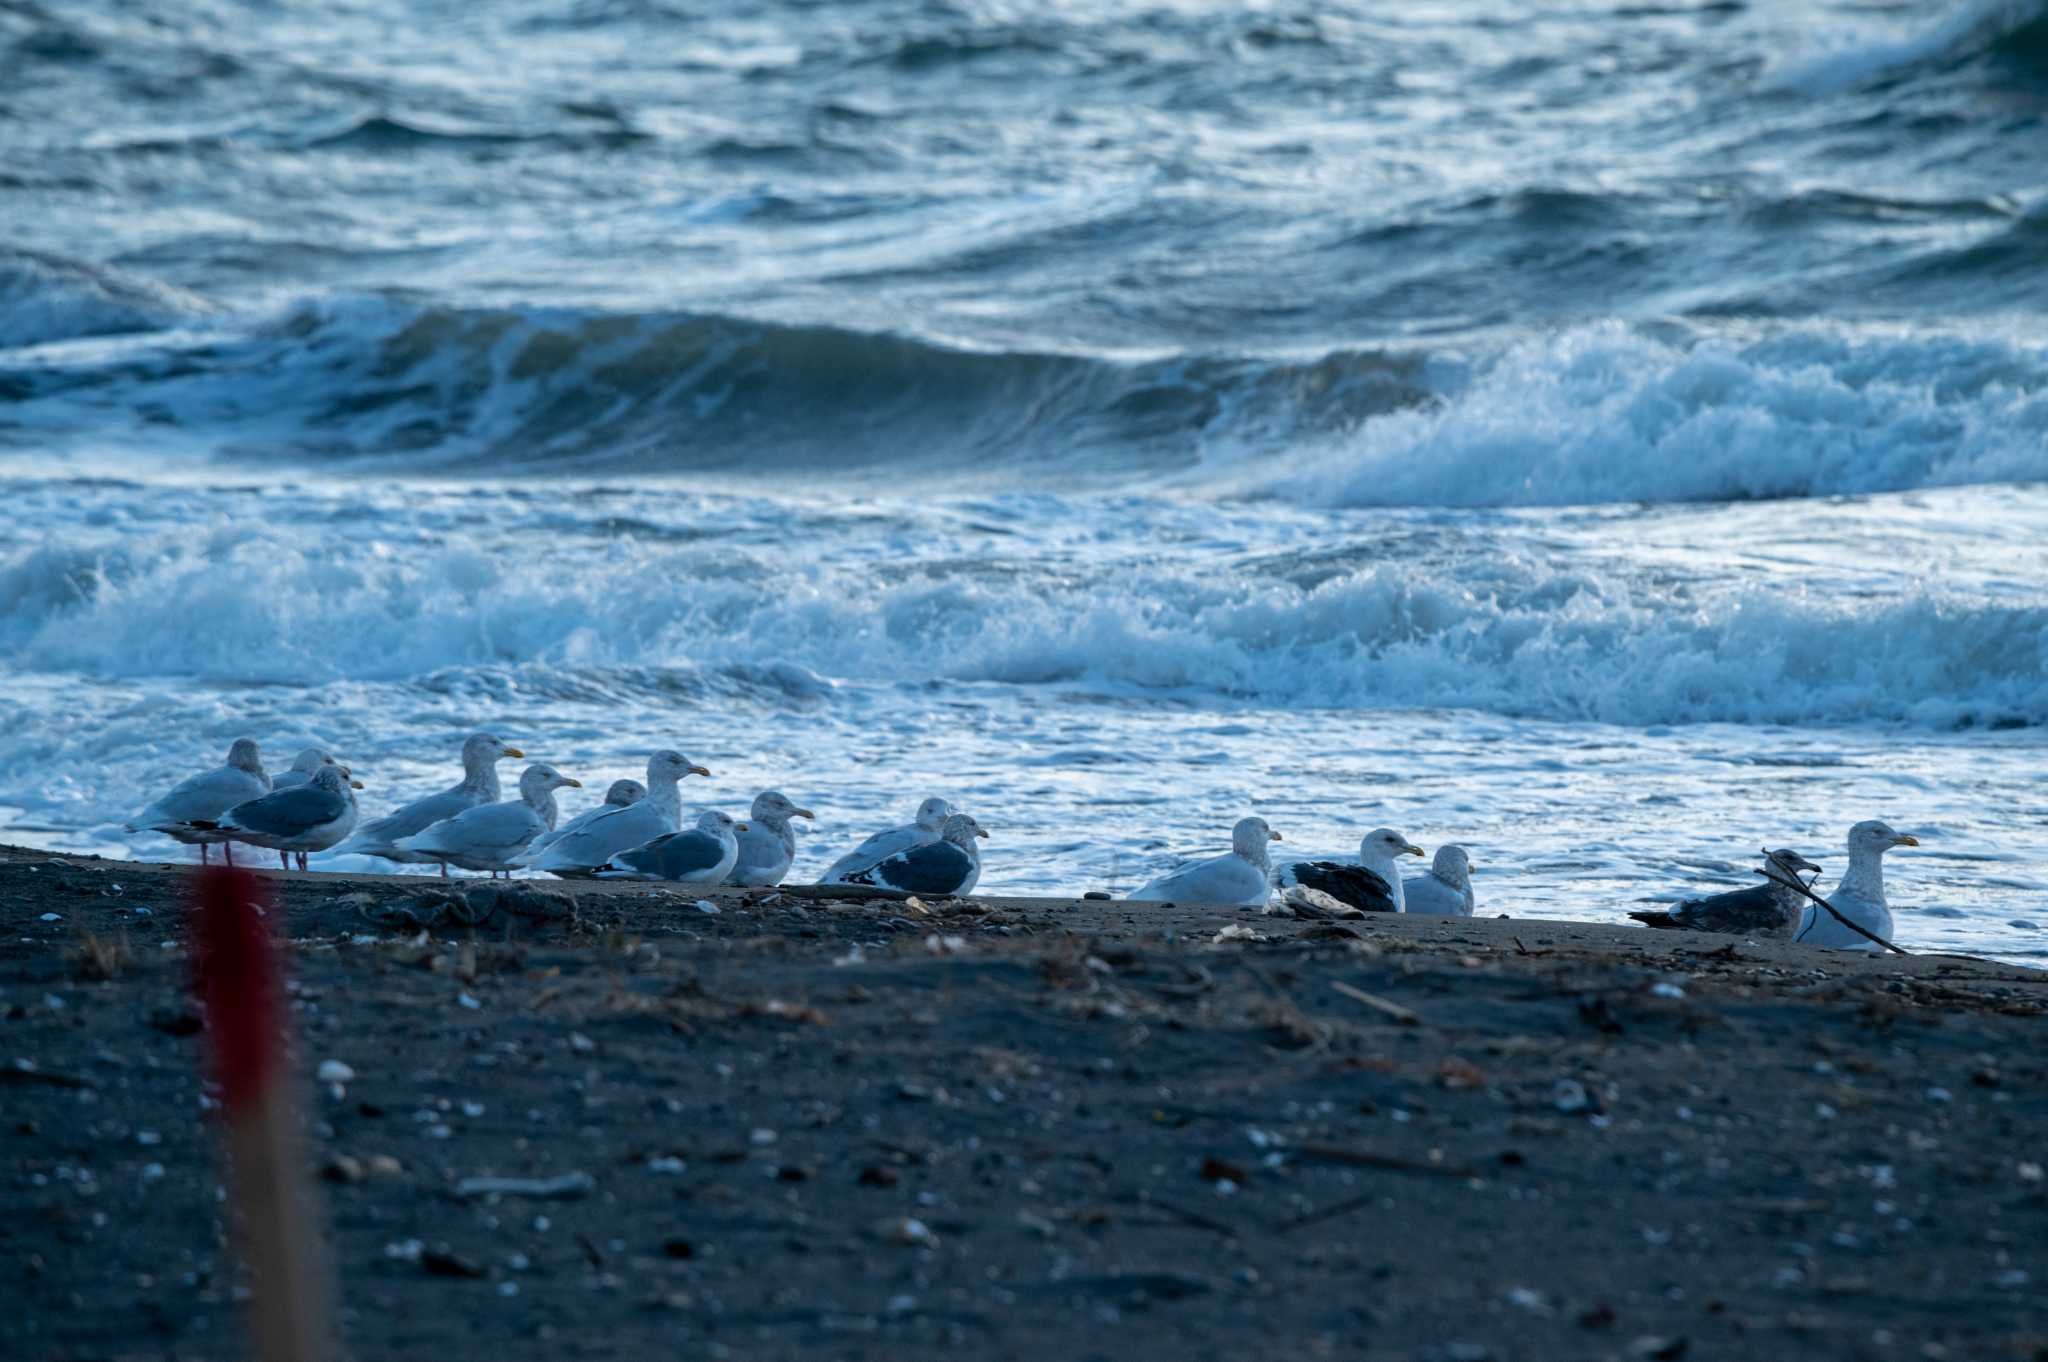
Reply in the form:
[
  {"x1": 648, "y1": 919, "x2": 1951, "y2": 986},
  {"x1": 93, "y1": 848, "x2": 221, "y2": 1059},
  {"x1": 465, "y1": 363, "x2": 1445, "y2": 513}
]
[{"x1": 4, "y1": 0, "x2": 2045, "y2": 959}]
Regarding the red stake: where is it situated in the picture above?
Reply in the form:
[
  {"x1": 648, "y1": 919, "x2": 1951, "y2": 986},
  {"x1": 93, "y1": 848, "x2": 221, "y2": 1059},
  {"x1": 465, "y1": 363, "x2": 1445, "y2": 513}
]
[{"x1": 193, "y1": 866, "x2": 336, "y2": 1362}]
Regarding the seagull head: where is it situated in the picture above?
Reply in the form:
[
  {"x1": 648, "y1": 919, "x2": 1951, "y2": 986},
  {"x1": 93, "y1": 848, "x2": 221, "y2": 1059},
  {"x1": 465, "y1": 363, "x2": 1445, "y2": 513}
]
[
  {"x1": 227, "y1": 738, "x2": 264, "y2": 773},
  {"x1": 604, "y1": 778, "x2": 647, "y2": 807},
  {"x1": 916, "y1": 797, "x2": 955, "y2": 831},
  {"x1": 1360, "y1": 828, "x2": 1426, "y2": 864},
  {"x1": 940, "y1": 813, "x2": 989, "y2": 845},
  {"x1": 751, "y1": 790, "x2": 816, "y2": 823},
  {"x1": 1231, "y1": 816, "x2": 1279, "y2": 858},
  {"x1": 519, "y1": 764, "x2": 580, "y2": 800},
  {"x1": 1849, "y1": 820, "x2": 1918, "y2": 856}
]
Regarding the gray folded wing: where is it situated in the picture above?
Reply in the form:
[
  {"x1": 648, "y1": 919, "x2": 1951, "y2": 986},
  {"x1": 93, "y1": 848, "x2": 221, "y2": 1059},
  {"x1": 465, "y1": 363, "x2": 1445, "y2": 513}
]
[
  {"x1": 530, "y1": 801, "x2": 670, "y2": 872},
  {"x1": 132, "y1": 767, "x2": 267, "y2": 829},
  {"x1": 404, "y1": 802, "x2": 545, "y2": 859},
  {"x1": 223, "y1": 784, "x2": 349, "y2": 840},
  {"x1": 347, "y1": 789, "x2": 483, "y2": 854}
]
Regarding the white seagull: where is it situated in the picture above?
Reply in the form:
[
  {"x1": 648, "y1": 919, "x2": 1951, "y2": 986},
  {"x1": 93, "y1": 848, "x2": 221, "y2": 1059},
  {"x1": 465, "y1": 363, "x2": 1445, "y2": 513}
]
[
  {"x1": 394, "y1": 764, "x2": 582, "y2": 878},
  {"x1": 1128, "y1": 816, "x2": 1282, "y2": 908},
  {"x1": 126, "y1": 738, "x2": 271, "y2": 864},
  {"x1": 337, "y1": 732, "x2": 523, "y2": 869},
  {"x1": 1796, "y1": 820, "x2": 1918, "y2": 951}
]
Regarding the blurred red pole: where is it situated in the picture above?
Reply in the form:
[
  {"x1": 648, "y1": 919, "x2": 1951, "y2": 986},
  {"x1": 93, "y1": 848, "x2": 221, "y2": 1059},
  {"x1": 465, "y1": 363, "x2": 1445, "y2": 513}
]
[{"x1": 193, "y1": 865, "x2": 336, "y2": 1362}]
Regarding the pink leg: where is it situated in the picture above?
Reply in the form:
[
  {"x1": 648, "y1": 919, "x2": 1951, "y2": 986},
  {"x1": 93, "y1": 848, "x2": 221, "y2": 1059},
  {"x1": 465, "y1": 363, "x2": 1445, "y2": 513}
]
[
  {"x1": 200, "y1": 844, "x2": 210, "y2": 865},
  {"x1": 438, "y1": 862, "x2": 448, "y2": 879},
  {"x1": 224, "y1": 842, "x2": 235, "y2": 866},
  {"x1": 280, "y1": 851, "x2": 290, "y2": 871}
]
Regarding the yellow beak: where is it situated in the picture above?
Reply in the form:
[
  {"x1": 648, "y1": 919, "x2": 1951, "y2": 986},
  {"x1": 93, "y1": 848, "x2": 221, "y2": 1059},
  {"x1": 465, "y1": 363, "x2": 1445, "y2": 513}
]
[
  {"x1": 1268, "y1": 830, "x2": 1283, "y2": 841},
  {"x1": 350, "y1": 779, "x2": 365, "y2": 790},
  {"x1": 503, "y1": 747, "x2": 525, "y2": 759},
  {"x1": 976, "y1": 827, "x2": 991, "y2": 839},
  {"x1": 1896, "y1": 834, "x2": 1920, "y2": 847},
  {"x1": 563, "y1": 777, "x2": 582, "y2": 788},
  {"x1": 735, "y1": 821, "x2": 750, "y2": 832},
  {"x1": 1407, "y1": 844, "x2": 1426, "y2": 857},
  {"x1": 690, "y1": 765, "x2": 712, "y2": 778},
  {"x1": 794, "y1": 808, "x2": 815, "y2": 819}
]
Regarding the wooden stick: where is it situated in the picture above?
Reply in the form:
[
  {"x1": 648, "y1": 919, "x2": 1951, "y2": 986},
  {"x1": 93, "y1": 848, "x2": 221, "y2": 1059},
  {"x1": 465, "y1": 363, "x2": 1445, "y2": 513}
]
[
  {"x1": 1755, "y1": 851, "x2": 1910, "y2": 956},
  {"x1": 1330, "y1": 978, "x2": 1422, "y2": 1026},
  {"x1": 194, "y1": 866, "x2": 337, "y2": 1362}
]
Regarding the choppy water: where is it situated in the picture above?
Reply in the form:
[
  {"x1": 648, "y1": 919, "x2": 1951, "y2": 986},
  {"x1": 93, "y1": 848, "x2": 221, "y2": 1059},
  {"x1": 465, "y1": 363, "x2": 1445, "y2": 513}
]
[{"x1": 4, "y1": 0, "x2": 2045, "y2": 958}]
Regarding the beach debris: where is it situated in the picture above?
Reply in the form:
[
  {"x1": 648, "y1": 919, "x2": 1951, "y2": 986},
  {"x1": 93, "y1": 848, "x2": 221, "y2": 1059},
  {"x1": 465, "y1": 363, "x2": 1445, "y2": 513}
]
[
  {"x1": 454, "y1": 1172, "x2": 596, "y2": 1200},
  {"x1": 1330, "y1": 979, "x2": 1420, "y2": 1026},
  {"x1": 876, "y1": 1216, "x2": 939, "y2": 1248},
  {"x1": 420, "y1": 1247, "x2": 486, "y2": 1279},
  {"x1": 1212, "y1": 924, "x2": 1267, "y2": 944},
  {"x1": 315, "y1": 1060, "x2": 355, "y2": 1086}
]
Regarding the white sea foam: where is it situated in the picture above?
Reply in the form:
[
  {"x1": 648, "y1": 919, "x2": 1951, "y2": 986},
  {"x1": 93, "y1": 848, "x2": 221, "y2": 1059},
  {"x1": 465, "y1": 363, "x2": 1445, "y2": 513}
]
[
  {"x1": 5, "y1": 494, "x2": 2042, "y2": 729},
  {"x1": 1765, "y1": 0, "x2": 2048, "y2": 95},
  {"x1": 1255, "y1": 325, "x2": 2048, "y2": 508}
]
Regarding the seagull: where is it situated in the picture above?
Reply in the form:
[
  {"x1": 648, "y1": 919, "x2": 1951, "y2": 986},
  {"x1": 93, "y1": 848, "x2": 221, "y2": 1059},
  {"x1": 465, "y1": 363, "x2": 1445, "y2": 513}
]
[
  {"x1": 336, "y1": 733, "x2": 523, "y2": 871},
  {"x1": 126, "y1": 738, "x2": 271, "y2": 864},
  {"x1": 1274, "y1": 828, "x2": 1425, "y2": 913},
  {"x1": 821, "y1": 797, "x2": 953, "y2": 884},
  {"x1": 840, "y1": 813, "x2": 988, "y2": 897},
  {"x1": 272, "y1": 748, "x2": 339, "y2": 791},
  {"x1": 1795, "y1": 821, "x2": 1918, "y2": 951},
  {"x1": 1128, "y1": 816, "x2": 1282, "y2": 908},
  {"x1": 1403, "y1": 845, "x2": 1477, "y2": 916},
  {"x1": 393, "y1": 764, "x2": 582, "y2": 878},
  {"x1": 524, "y1": 778, "x2": 645, "y2": 862},
  {"x1": 724, "y1": 791, "x2": 816, "y2": 887},
  {"x1": 179, "y1": 764, "x2": 363, "y2": 871},
  {"x1": 1630, "y1": 848, "x2": 1821, "y2": 938},
  {"x1": 522, "y1": 749, "x2": 710, "y2": 877},
  {"x1": 596, "y1": 810, "x2": 746, "y2": 883}
]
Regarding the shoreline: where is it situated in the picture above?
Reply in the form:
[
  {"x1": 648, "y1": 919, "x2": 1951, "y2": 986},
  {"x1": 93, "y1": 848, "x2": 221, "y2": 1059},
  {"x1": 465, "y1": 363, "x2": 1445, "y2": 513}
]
[{"x1": 6, "y1": 843, "x2": 2045, "y2": 1360}]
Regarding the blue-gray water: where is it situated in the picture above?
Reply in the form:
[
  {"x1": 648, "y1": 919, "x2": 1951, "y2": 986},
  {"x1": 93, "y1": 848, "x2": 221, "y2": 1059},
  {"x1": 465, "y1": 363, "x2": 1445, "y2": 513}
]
[{"x1": 4, "y1": 0, "x2": 2046, "y2": 958}]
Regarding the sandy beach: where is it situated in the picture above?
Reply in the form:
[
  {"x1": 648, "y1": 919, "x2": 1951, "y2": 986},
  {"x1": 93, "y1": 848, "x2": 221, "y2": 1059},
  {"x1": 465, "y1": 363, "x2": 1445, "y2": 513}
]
[{"x1": 4, "y1": 843, "x2": 2044, "y2": 1361}]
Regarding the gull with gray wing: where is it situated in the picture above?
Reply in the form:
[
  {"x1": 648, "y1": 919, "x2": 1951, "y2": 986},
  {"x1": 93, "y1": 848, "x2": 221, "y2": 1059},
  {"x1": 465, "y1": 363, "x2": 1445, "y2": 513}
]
[
  {"x1": 394, "y1": 764, "x2": 582, "y2": 877},
  {"x1": 336, "y1": 732, "x2": 523, "y2": 870},
  {"x1": 126, "y1": 738, "x2": 271, "y2": 864}
]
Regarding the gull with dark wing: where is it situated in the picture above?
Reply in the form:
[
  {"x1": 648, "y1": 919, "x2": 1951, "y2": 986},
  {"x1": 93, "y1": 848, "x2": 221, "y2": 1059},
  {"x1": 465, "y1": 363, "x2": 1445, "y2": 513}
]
[
  {"x1": 176, "y1": 764, "x2": 363, "y2": 871},
  {"x1": 840, "y1": 813, "x2": 988, "y2": 897},
  {"x1": 1274, "y1": 828, "x2": 1425, "y2": 914},
  {"x1": 523, "y1": 750, "x2": 710, "y2": 877},
  {"x1": 597, "y1": 810, "x2": 746, "y2": 884},
  {"x1": 822, "y1": 797, "x2": 952, "y2": 885},
  {"x1": 1630, "y1": 848, "x2": 1821, "y2": 938}
]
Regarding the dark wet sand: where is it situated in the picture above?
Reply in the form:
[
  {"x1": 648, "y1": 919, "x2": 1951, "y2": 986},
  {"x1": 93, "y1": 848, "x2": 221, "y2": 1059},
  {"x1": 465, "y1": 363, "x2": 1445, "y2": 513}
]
[{"x1": 4, "y1": 844, "x2": 2045, "y2": 1362}]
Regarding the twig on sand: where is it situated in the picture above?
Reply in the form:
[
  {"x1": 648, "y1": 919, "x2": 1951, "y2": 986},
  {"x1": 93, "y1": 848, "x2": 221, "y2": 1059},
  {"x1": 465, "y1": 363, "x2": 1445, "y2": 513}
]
[
  {"x1": 1756, "y1": 852, "x2": 1910, "y2": 956},
  {"x1": 1292, "y1": 1144, "x2": 1479, "y2": 1179},
  {"x1": 1329, "y1": 979, "x2": 1422, "y2": 1027}
]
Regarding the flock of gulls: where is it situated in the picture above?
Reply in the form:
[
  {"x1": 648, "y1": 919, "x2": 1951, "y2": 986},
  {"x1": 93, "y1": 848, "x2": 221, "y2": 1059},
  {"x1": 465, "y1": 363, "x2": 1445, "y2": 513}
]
[{"x1": 125, "y1": 733, "x2": 1921, "y2": 952}]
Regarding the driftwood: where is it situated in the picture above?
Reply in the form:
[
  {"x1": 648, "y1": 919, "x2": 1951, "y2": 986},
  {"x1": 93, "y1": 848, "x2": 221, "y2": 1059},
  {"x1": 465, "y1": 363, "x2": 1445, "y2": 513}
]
[{"x1": 1756, "y1": 849, "x2": 1909, "y2": 956}]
